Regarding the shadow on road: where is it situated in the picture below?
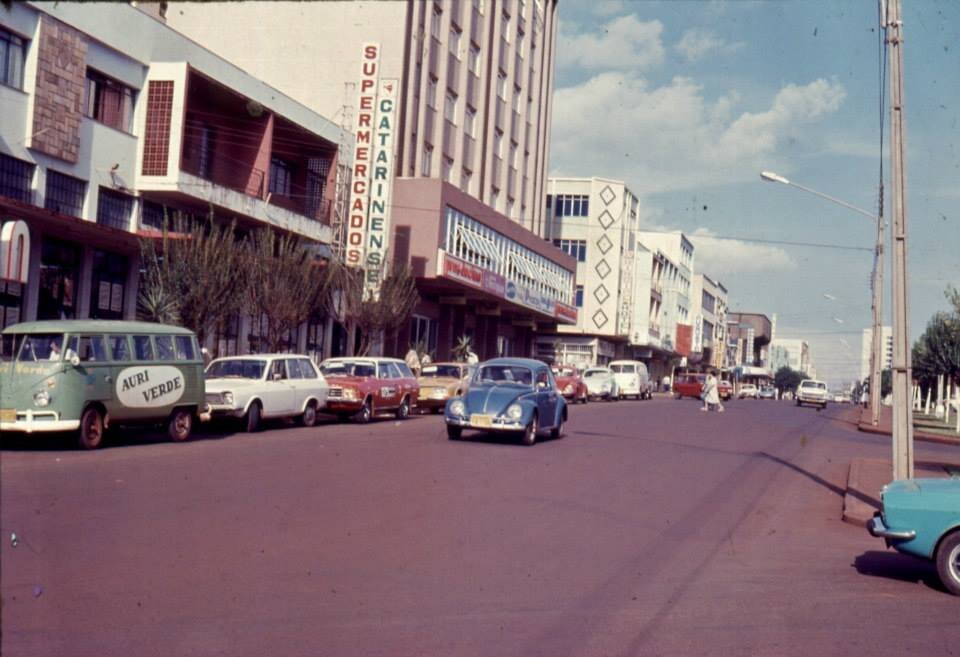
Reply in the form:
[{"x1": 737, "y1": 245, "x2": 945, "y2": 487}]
[{"x1": 853, "y1": 551, "x2": 947, "y2": 593}]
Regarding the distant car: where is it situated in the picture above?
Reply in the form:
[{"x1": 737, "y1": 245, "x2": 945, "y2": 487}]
[
  {"x1": 868, "y1": 478, "x2": 960, "y2": 596},
  {"x1": 609, "y1": 360, "x2": 652, "y2": 399},
  {"x1": 205, "y1": 355, "x2": 329, "y2": 432},
  {"x1": 796, "y1": 379, "x2": 828, "y2": 409},
  {"x1": 445, "y1": 358, "x2": 566, "y2": 446},
  {"x1": 582, "y1": 367, "x2": 620, "y2": 401},
  {"x1": 717, "y1": 380, "x2": 733, "y2": 401},
  {"x1": 673, "y1": 373, "x2": 706, "y2": 400},
  {"x1": 738, "y1": 383, "x2": 758, "y2": 399},
  {"x1": 551, "y1": 364, "x2": 589, "y2": 404},
  {"x1": 417, "y1": 362, "x2": 474, "y2": 413},
  {"x1": 758, "y1": 386, "x2": 776, "y2": 400},
  {"x1": 321, "y1": 357, "x2": 419, "y2": 423}
]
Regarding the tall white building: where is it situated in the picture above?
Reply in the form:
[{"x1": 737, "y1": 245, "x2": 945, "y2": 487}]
[
  {"x1": 861, "y1": 325, "x2": 893, "y2": 381},
  {"x1": 690, "y1": 273, "x2": 729, "y2": 369},
  {"x1": 634, "y1": 231, "x2": 694, "y2": 356},
  {"x1": 169, "y1": 0, "x2": 578, "y2": 362},
  {"x1": 769, "y1": 338, "x2": 811, "y2": 374}
]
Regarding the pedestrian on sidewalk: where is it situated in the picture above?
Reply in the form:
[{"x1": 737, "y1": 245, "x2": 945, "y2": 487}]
[{"x1": 701, "y1": 371, "x2": 725, "y2": 412}]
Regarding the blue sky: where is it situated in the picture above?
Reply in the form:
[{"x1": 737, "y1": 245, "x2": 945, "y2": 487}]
[{"x1": 549, "y1": 0, "x2": 960, "y2": 385}]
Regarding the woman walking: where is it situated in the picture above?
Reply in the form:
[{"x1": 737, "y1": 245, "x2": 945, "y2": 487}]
[{"x1": 701, "y1": 372, "x2": 725, "y2": 412}]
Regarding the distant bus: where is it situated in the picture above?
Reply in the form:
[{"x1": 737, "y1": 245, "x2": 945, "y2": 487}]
[{"x1": 1, "y1": 320, "x2": 207, "y2": 449}]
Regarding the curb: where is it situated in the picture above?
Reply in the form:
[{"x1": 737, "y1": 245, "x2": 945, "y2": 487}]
[
  {"x1": 857, "y1": 420, "x2": 960, "y2": 447},
  {"x1": 842, "y1": 458, "x2": 884, "y2": 527}
]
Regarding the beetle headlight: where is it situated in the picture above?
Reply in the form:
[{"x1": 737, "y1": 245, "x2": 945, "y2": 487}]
[
  {"x1": 223, "y1": 391, "x2": 234, "y2": 405},
  {"x1": 563, "y1": 384, "x2": 574, "y2": 395},
  {"x1": 449, "y1": 399, "x2": 465, "y2": 416},
  {"x1": 507, "y1": 403, "x2": 523, "y2": 420},
  {"x1": 33, "y1": 390, "x2": 50, "y2": 407}
]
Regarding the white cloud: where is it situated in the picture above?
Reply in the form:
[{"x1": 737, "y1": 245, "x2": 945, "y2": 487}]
[
  {"x1": 688, "y1": 228, "x2": 797, "y2": 274},
  {"x1": 550, "y1": 73, "x2": 846, "y2": 194},
  {"x1": 675, "y1": 28, "x2": 744, "y2": 62},
  {"x1": 592, "y1": 1, "x2": 627, "y2": 16},
  {"x1": 557, "y1": 16, "x2": 665, "y2": 73}
]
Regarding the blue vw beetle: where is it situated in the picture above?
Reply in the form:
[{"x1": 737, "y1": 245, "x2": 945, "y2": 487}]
[
  {"x1": 867, "y1": 478, "x2": 960, "y2": 595},
  {"x1": 444, "y1": 358, "x2": 567, "y2": 445}
]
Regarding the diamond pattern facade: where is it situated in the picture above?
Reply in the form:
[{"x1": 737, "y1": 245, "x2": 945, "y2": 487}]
[
  {"x1": 596, "y1": 233, "x2": 613, "y2": 254},
  {"x1": 595, "y1": 259, "x2": 611, "y2": 279},
  {"x1": 593, "y1": 284, "x2": 610, "y2": 304},
  {"x1": 598, "y1": 210, "x2": 615, "y2": 230},
  {"x1": 599, "y1": 185, "x2": 616, "y2": 206},
  {"x1": 592, "y1": 309, "x2": 609, "y2": 329}
]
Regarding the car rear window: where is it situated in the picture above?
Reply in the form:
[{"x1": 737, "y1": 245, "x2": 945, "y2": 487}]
[{"x1": 611, "y1": 364, "x2": 635, "y2": 374}]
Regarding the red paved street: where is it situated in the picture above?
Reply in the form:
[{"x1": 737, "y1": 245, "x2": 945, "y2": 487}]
[{"x1": 2, "y1": 397, "x2": 957, "y2": 656}]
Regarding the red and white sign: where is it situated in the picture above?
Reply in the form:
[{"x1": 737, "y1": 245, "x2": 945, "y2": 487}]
[
  {"x1": 345, "y1": 43, "x2": 381, "y2": 267},
  {"x1": 442, "y1": 253, "x2": 483, "y2": 287},
  {"x1": 554, "y1": 302, "x2": 578, "y2": 323},
  {"x1": 676, "y1": 323, "x2": 693, "y2": 356},
  {"x1": 0, "y1": 220, "x2": 30, "y2": 284}
]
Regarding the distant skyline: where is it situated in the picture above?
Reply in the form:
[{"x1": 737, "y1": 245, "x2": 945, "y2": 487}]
[{"x1": 550, "y1": 0, "x2": 960, "y2": 385}]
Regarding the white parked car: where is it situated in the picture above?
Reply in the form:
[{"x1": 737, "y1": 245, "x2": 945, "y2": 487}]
[
  {"x1": 205, "y1": 354, "x2": 328, "y2": 431},
  {"x1": 582, "y1": 367, "x2": 620, "y2": 401},
  {"x1": 608, "y1": 360, "x2": 652, "y2": 400},
  {"x1": 738, "y1": 383, "x2": 758, "y2": 399}
]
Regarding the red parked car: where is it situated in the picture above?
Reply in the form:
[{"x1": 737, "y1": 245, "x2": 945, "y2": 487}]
[
  {"x1": 551, "y1": 365, "x2": 589, "y2": 404},
  {"x1": 320, "y1": 357, "x2": 420, "y2": 423},
  {"x1": 673, "y1": 373, "x2": 706, "y2": 400}
]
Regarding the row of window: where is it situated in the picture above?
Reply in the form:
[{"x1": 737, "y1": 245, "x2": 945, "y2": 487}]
[
  {"x1": 64, "y1": 333, "x2": 198, "y2": 363},
  {"x1": 553, "y1": 239, "x2": 586, "y2": 263},
  {"x1": 549, "y1": 194, "x2": 590, "y2": 218}
]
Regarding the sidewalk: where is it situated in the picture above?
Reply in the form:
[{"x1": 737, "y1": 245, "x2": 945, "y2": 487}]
[
  {"x1": 842, "y1": 456, "x2": 959, "y2": 526},
  {"x1": 856, "y1": 404, "x2": 960, "y2": 447}
]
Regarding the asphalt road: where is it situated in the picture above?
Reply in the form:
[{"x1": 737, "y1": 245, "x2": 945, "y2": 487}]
[{"x1": 2, "y1": 397, "x2": 958, "y2": 656}]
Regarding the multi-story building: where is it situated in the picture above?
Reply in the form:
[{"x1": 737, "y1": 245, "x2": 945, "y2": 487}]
[
  {"x1": 168, "y1": 0, "x2": 575, "y2": 361},
  {"x1": 634, "y1": 230, "x2": 694, "y2": 358},
  {"x1": 1, "y1": 2, "x2": 339, "y2": 360},
  {"x1": 769, "y1": 338, "x2": 811, "y2": 375},
  {"x1": 861, "y1": 325, "x2": 893, "y2": 381},
  {"x1": 727, "y1": 312, "x2": 773, "y2": 385},
  {"x1": 690, "y1": 273, "x2": 729, "y2": 370},
  {"x1": 533, "y1": 177, "x2": 640, "y2": 367}
]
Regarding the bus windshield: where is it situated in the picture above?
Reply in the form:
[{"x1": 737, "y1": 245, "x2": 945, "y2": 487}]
[{"x1": 11, "y1": 334, "x2": 66, "y2": 362}]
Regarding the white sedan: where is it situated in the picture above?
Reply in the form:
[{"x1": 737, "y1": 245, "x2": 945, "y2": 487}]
[
  {"x1": 582, "y1": 367, "x2": 620, "y2": 401},
  {"x1": 205, "y1": 355, "x2": 328, "y2": 431}
]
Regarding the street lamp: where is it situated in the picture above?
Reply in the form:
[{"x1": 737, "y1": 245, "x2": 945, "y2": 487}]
[{"x1": 760, "y1": 171, "x2": 886, "y2": 431}]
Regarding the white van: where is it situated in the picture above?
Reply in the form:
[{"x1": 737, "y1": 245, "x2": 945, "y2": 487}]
[{"x1": 608, "y1": 360, "x2": 652, "y2": 400}]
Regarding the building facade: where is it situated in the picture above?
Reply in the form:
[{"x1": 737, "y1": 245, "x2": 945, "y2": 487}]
[
  {"x1": 168, "y1": 0, "x2": 574, "y2": 361},
  {"x1": 769, "y1": 338, "x2": 811, "y2": 375},
  {"x1": 860, "y1": 325, "x2": 893, "y2": 381},
  {"x1": 1, "y1": 2, "x2": 340, "y2": 360},
  {"x1": 690, "y1": 273, "x2": 728, "y2": 370},
  {"x1": 726, "y1": 312, "x2": 774, "y2": 385}
]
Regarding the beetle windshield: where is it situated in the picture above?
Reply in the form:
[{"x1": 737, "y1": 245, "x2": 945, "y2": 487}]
[
  {"x1": 583, "y1": 369, "x2": 610, "y2": 379},
  {"x1": 551, "y1": 366, "x2": 575, "y2": 376},
  {"x1": 474, "y1": 365, "x2": 534, "y2": 386},
  {"x1": 206, "y1": 359, "x2": 266, "y2": 380}
]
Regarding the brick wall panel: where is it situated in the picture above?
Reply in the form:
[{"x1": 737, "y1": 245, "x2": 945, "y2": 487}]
[{"x1": 31, "y1": 15, "x2": 88, "y2": 164}]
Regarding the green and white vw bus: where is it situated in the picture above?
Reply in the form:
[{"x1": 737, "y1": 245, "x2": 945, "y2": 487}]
[{"x1": 1, "y1": 320, "x2": 207, "y2": 449}]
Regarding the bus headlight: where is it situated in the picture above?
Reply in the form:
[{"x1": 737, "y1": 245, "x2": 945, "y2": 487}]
[
  {"x1": 507, "y1": 404, "x2": 523, "y2": 420},
  {"x1": 33, "y1": 390, "x2": 50, "y2": 407}
]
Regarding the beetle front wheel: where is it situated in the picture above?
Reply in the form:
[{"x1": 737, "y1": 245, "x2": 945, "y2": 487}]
[
  {"x1": 936, "y1": 531, "x2": 960, "y2": 596},
  {"x1": 521, "y1": 414, "x2": 538, "y2": 446}
]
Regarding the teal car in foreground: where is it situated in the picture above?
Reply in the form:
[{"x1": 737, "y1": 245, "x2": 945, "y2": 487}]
[
  {"x1": 867, "y1": 478, "x2": 960, "y2": 595},
  {"x1": 444, "y1": 358, "x2": 566, "y2": 446}
]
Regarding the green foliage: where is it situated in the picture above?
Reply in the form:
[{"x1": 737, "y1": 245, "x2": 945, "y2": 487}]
[
  {"x1": 881, "y1": 368, "x2": 893, "y2": 398},
  {"x1": 452, "y1": 335, "x2": 473, "y2": 362},
  {"x1": 774, "y1": 366, "x2": 805, "y2": 392},
  {"x1": 137, "y1": 213, "x2": 247, "y2": 343}
]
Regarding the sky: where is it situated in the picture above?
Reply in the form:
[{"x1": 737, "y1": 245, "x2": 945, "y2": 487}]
[{"x1": 549, "y1": 0, "x2": 960, "y2": 386}]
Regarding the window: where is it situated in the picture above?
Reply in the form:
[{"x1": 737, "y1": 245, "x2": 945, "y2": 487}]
[
  {"x1": 553, "y1": 239, "x2": 587, "y2": 262},
  {"x1": 509, "y1": 141, "x2": 518, "y2": 168},
  {"x1": 461, "y1": 168, "x2": 472, "y2": 193},
  {"x1": 73, "y1": 335, "x2": 108, "y2": 362},
  {"x1": 702, "y1": 290, "x2": 716, "y2": 314},
  {"x1": 133, "y1": 335, "x2": 154, "y2": 361},
  {"x1": 409, "y1": 315, "x2": 438, "y2": 354},
  {"x1": 84, "y1": 69, "x2": 136, "y2": 133},
  {"x1": 464, "y1": 106, "x2": 477, "y2": 137},
  {"x1": 553, "y1": 194, "x2": 589, "y2": 218},
  {"x1": 174, "y1": 335, "x2": 195, "y2": 361},
  {"x1": 155, "y1": 335, "x2": 176, "y2": 360},
  {"x1": 298, "y1": 358, "x2": 318, "y2": 379},
  {"x1": 45, "y1": 170, "x2": 86, "y2": 217},
  {"x1": 468, "y1": 45, "x2": 481, "y2": 75},
  {"x1": 501, "y1": 12, "x2": 511, "y2": 43},
  {"x1": 493, "y1": 130, "x2": 503, "y2": 158},
  {"x1": 90, "y1": 250, "x2": 128, "y2": 319},
  {"x1": 96, "y1": 188, "x2": 135, "y2": 230},
  {"x1": 0, "y1": 281, "x2": 23, "y2": 329},
  {"x1": 442, "y1": 156, "x2": 453, "y2": 183},
  {"x1": 575, "y1": 285, "x2": 584, "y2": 307},
  {"x1": 449, "y1": 28, "x2": 461, "y2": 58},
  {"x1": 497, "y1": 72, "x2": 507, "y2": 99},
  {"x1": 270, "y1": 359, "x2": 287, "y2": 380},
  {"x1": 444, "y1": 91, "x2": 458, "y2": 124},
  {"x1": 431, "y1": 7, "x2": 442, "y2": 39},
  {"x1": 427, "y1": 76, "x2": 438, "y2": 109},
  {"x1": 421, "y1": 144, "x2": 433, "y2": 177},
  {"x1": 269, "y1": 157, "x2": 293, "y2": 196},
  {"x1": 0, "y1": 27, "x2": 26, "y2": 90},
  {"x1": 0, "y1": 153, "x2": 34, "y2": 203},
  {"x1": 109, "y1": 335, "x2": 131, "y2": 361},
  {"x1": 286, "y1": 358, "x2": 304, "y2": 379},
  {"x1": 511, "y1": 85, "x2": 520, "y2": 112},
  {"x1": 305, "y1": 314, "x2": 325, "y2": 363},
  {"x1": 378, "y1": 362, "x2": 392, "y2": 379}
]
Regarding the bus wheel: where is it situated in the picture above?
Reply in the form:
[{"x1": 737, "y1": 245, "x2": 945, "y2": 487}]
[
  {"x1": 168, "y1": 408, "x2": 193, "y2": 442},
  {"x1": 78, "y1": 406, "x2": 105, "y2": 450}
]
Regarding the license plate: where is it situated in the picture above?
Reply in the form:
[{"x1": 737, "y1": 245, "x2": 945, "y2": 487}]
[
  {"x1": 470, "y1": 414, "x2": 493, "y2": 428},
  {"x1": 0, "y1": 409, "x2": 16, "y2": 422}
]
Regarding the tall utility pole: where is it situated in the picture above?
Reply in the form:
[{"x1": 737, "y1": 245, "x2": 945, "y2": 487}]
[
  {"x1": 870, "y1": 184, "x2": 884, "y2": 426},
  {"x1": 885, "y1": 0, "x2": 914, "y2": 479}
]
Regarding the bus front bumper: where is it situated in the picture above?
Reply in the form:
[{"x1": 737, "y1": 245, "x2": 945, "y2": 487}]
[{"x1": 0, "y1": 409, "x2": 80, "y2": 433}]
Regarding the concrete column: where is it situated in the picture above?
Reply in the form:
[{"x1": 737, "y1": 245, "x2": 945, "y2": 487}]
[{"x1": 76, "y1": 246, "x2": 93, "y2": 319}]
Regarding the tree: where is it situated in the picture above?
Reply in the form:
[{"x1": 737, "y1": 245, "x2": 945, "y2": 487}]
[
  {"x1": 912, "y1": 311, "x2": 960, "y2": 389},
  {"x1": 245, "y1": 229, "x2": 329, "y2": 353},
  {"x1": 774, "y1": 366, "x2": 804, "y2": 394},
  {"x1": 324, "y1": 258, "x2": 420, "y2": 357},
  {"x1": 137, "y1": 214, "x2": 247, "y2": 344}
]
